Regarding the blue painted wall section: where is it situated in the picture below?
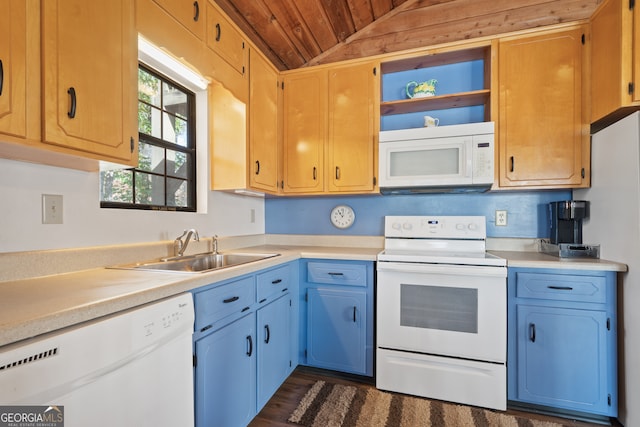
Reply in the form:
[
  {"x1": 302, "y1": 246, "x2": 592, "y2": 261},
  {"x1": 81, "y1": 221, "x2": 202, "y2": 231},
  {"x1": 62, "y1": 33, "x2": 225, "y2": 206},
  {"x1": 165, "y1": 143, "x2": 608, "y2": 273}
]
[{"x1": 265, "y1": 190, "x2": 572, "y2": 238}]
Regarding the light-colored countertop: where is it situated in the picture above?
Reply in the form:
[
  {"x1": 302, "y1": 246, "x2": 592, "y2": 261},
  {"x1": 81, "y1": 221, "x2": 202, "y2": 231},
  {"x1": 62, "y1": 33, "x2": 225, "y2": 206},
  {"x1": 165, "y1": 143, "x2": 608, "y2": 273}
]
[
  {"x1": 0, "y1": 244, "x2": 380, "y2": 348},
  {"x1": 0, "y1": 236, "x2": 627, "y2": 349},
  {"x1": 490, "y1": 250, "x2": 628, "y2": 272}
]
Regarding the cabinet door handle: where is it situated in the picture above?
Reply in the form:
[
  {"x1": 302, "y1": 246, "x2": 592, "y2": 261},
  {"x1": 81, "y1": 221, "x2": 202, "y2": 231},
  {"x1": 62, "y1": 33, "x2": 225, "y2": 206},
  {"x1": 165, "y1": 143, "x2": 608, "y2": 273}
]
[
  {"x1": 312, "y1": 167, "x2": 317, "y2": 180},
  {"x1": 246, "y1": 335, "x2": 253, "y2": 356},
  {"x1": 335, "y1": 166, "x2": 340, "y2": 180},
  {"x1": 264, "y1": 324, "x2": 270, "y2": 344},
  {"x1": 328, "y1": 272, "x2": 344, "y2": 276},
  {"x1": 67, "y1": 87, "x2": 77, "y2": 118},
  {"x1": 0, "y1": 59, "x2": 4, "y2": 96},
  {"x1": 510, "y1": 156, "x2": 515, "y2": 172},
  {"x1": 223, "y1": 296, "x2": 239, "y2": 303},
  {"x1": 547, "y1": 285, "x2": 573, "y2": 291},
  {"x1": 255, "y1": 160, "x2": 260, "y2": 175},
  {"x1": 529, "y1": 323, "x2": 536, "y2": 342},
  {"x1": 215, "y1": 23, "x2": 221, "y2": 42},
  {"x1": 193, "y1": 1, "x2": 200, "y2": 21},
  {"x1": 271, "y1": 279, "x2": 282, "y2": 284},
  {"x1": 353, "y1": 306, "x2": 357, "y2": 323}
]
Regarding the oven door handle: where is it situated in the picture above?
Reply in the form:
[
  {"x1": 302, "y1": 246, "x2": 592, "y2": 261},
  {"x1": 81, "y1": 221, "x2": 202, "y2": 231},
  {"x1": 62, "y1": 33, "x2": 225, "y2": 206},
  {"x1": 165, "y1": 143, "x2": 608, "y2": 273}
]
[{"x1": 377, "y1": 261, "x2": 506, "y2": 277}]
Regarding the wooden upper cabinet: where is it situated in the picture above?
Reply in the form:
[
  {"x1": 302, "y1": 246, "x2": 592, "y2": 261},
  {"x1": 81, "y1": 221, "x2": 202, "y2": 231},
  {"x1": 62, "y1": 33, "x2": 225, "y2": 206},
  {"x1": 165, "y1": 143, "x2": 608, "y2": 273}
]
[
  {"x1": 206, "y1": 1, "x2": 246, "y2": 76},
  {"x1": 42, "y1": 0, "x2": 138, "y2": 164},
  {"x1": 0, "y1": 0, "x2": 28, "y2": 139},
  {"x1": 282, "y1": 69, "x2": 326, "y2": 194},
  {"x1": 152, "y1": 0, "x2": 205, "y2": 40},
  {"x1": 590, "y1": 0, "x2": 640, "y2": 130},
  {"x1": 327, "y1": 62, "x2": 377, "y2": 193},
  {"x1": 498, "y1": 26, "x2": 589, "y2": 189},
  {"x1": 249, "y1": 51, "x2": 279, "y2": 192}
]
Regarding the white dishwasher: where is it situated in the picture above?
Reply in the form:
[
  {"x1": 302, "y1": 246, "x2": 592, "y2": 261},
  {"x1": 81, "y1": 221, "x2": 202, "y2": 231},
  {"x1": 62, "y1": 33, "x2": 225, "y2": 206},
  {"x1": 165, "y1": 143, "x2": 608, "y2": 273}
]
[{"x1": 0, "y1": 293, "x2": 195, "y2": 427}]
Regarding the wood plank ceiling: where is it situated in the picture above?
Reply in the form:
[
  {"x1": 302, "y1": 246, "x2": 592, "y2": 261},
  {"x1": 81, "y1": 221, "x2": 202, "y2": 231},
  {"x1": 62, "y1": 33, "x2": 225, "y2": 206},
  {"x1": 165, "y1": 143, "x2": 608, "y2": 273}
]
[{"x1": 213, "y1": 0, "x2": 602, "y2": 71}]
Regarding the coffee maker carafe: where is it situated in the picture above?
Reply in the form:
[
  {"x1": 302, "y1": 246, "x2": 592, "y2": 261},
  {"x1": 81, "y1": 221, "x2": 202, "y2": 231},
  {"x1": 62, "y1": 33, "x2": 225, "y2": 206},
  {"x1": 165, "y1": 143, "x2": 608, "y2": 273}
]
[{"x1": 549, "y1": 200, "x2": 589, "y2": 244}]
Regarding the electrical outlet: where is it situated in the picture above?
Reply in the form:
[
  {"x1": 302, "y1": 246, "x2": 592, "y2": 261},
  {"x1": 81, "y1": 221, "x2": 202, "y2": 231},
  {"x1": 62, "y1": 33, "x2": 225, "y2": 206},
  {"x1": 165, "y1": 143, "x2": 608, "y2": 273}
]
[
  {"x1": 42, "y1": 194, "x2": 63, "y2": 224},
  {"x1": 496, "y1": 210, "x2": 507, "y2": 226}
]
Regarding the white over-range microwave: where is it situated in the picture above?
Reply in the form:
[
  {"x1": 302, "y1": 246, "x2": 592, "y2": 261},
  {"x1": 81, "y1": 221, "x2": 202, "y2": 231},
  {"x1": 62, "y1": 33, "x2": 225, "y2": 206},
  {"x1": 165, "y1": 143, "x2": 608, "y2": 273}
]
[{"x1": 378, "y1": 122, "x2": 495, "y2": 194}]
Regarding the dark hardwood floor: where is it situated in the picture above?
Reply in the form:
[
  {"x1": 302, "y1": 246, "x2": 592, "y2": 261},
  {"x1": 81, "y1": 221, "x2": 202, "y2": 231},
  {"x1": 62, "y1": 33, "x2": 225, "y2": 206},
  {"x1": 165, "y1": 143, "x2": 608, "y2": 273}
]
[{"x1": 249, "y1": 366, "x2": 621, "y2": 427}]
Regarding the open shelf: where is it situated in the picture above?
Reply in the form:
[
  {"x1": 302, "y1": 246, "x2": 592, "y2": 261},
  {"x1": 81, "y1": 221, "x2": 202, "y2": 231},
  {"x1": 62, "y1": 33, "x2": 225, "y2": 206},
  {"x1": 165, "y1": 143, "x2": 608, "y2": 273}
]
[{"x1": 380, "y1": 89, "x2": 490, "y2": 116}]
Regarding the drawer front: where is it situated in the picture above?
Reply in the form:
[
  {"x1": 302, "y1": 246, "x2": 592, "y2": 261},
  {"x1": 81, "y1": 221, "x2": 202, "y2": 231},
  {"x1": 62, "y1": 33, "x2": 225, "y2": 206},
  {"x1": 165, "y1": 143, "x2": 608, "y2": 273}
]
[
  {"x1": 515, "y1": 272, "x2": 607, "y2": 304},
  {"x1": 194, "y1": 276, "x2": 255, "y2": 330},
  {"x1": 307, "y1": 262, "x2": 367, "y2": 287},
  {"x1": 257, "y1": 264, "x2": 290, "y2": 302}
]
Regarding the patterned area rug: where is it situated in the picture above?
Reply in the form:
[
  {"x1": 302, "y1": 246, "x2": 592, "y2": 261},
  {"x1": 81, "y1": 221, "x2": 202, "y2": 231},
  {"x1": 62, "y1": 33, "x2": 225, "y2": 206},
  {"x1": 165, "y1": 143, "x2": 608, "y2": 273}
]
[{"x1": 289, "y1": 380, "x2": 572, "y2": 427}]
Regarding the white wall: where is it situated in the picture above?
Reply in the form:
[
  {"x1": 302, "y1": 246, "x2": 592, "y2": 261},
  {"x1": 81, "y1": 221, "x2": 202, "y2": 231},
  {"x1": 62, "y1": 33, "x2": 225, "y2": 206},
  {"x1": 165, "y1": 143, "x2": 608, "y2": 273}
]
[{"x1": 0, "y1": 158, "x2": 265, "y2": 253}]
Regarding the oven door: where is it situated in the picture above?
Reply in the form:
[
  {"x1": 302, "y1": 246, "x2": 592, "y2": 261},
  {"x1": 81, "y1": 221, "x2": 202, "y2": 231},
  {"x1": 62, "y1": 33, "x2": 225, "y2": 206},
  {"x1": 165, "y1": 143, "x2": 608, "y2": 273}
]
[{"x1": 377, "y1": 261, "x2": 506, "y2": 363}]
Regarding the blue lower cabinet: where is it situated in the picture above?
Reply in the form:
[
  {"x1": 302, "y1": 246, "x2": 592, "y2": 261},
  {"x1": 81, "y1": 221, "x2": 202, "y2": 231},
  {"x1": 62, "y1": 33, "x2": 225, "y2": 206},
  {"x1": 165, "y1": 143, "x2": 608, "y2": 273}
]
[
  {"x1": 193, "y1": 261, "x2": 298, "y2": 427},
  {"x1": 516, "y1": 305, "x2": 610, "y2": 413},
  {"x1": 300, "y1": 259, "x2": 374, "y2": 377},
  {"x1": 307, "y1": 288, "x2": 367, "y2": 374},
  {"x1": 195, "y1": 313, "x2": 256, "y2": 427},
  {"x1": 508, "y1": 267, "x2": 617, "y2": 418},
  {"x1": 257, "y1": 294, "x2": 292, "y2": 410}
]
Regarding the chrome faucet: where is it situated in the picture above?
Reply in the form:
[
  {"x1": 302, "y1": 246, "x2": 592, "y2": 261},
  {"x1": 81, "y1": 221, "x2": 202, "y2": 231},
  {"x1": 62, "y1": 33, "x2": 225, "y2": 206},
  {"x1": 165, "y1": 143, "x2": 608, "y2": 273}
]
[
  {"x1": 174, "y1": 229, "x2": 200, "y2": 256},
  {"x1": 212, "y1": 235, "x2": 219, "y2": 254}
]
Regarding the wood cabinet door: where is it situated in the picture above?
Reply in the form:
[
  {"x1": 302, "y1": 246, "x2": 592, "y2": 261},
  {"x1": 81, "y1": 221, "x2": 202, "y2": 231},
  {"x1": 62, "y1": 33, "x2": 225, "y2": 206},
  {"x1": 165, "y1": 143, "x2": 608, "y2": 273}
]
[
  {"x1": 498, "y1": 27, "x2": 587, "y2": 188},
  {"x1": 152, "y1": 0, "x2": 205, "y2": 40},
  {"x1": 206, "y1": 2, "x2": 246, "y2": 75},
  {"x1": 0, "y1": 0, "x2": 27, "y2": 139},
  {"x1": 327, "y1": 62, "x2": 377, "y2": 193},
  {"x1": 42, "y1": 0, "x2": 137, "y2": 164},
  {"x1": 590, "y1": 0, "x2": 636, "y2": 123},
  {"x1": 282, "y1": 70, "x2": 326, "y2": 194},
  {"x1": 249, "y1": 51, "x2": 279, "y2": 192}
]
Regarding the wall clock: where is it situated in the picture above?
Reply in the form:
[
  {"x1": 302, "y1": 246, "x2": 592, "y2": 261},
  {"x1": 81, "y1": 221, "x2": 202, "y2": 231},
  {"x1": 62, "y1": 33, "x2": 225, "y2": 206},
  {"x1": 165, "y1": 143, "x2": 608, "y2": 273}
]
[{"x1": 330, "y1": 205, "x2": 356, "y2": 229}]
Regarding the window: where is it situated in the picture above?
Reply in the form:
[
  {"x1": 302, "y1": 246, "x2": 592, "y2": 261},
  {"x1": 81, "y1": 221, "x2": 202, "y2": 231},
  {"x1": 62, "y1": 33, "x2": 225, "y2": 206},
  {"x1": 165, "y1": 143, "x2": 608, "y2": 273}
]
[{"x1": 100, "y1": 64, "x2": 196, "y2": 211}]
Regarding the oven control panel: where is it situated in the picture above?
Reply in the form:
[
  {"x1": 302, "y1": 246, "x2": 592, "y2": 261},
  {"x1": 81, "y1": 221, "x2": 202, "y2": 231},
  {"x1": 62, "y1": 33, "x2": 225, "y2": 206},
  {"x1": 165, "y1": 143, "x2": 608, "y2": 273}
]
[{"x1": 384, "y1": 216, "x2": 487, "y2": 239}]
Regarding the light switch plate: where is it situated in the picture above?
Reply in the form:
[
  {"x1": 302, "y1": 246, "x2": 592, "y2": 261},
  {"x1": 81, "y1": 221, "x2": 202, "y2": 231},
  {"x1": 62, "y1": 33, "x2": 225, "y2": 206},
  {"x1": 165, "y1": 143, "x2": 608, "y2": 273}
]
[{"x1": 42, "y1": 194, "x2": 63, "y2": 224}]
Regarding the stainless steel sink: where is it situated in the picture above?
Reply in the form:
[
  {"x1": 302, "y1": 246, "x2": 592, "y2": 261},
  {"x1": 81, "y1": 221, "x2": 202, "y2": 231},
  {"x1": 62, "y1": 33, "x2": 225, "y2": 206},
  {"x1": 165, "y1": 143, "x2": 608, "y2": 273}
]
[{"x1": 109, "y1": 252, "x2": 280, "y2": 273}]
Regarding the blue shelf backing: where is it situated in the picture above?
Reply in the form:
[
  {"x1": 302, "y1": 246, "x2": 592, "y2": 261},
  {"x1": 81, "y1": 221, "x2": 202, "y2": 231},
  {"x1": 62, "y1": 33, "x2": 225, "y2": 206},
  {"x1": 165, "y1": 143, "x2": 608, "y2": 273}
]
[{"x1": 380, "y1": 59, "x2": 486, "y2": 131}]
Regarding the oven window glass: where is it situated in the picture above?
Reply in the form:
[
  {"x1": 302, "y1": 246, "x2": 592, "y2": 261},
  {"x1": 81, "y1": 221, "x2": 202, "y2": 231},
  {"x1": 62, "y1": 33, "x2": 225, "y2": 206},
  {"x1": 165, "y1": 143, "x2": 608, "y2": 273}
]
[
  {"x1": 389, "y1": 148, "x2": 460, "y2": 177},
  {"x1": 400, "y1": 284, "x2": 478, "y2": 333}
]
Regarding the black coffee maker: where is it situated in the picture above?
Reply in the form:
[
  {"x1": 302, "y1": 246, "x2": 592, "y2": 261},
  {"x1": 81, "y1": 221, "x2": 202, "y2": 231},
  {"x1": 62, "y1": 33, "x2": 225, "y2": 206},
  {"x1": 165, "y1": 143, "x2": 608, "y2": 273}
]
[{"x1": 549, "y1": 200, "x2": 589, "y2": 244}]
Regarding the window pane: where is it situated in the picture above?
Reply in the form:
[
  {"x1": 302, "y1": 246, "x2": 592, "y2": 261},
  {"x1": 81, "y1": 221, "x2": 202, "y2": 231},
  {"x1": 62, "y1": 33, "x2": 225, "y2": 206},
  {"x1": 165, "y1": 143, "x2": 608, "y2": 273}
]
[
  {"x1": 167, "y1": 149, "x2": 189, "y2": 178},
  {"x1": 138, "y1": 141, "x2": 165, "y2": 174},
  {"x1": 167, "y1": 178, "x2": 188, "y2": 207},
  {"x1": 163, "y1": 82, "x2": 189, "y2": 119},
  {"x1": 135, "y1": 172, "x2": 165, "y2": 205},
  {"x1": 138, "y1": 68, "x2": 161, "y2": 107},
  {"x1": 100, "y1": 169, "x2": 133, "y2": 203},
  {"x1": 163, "y1": 113, "x2": 188, "y2": 146}
]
